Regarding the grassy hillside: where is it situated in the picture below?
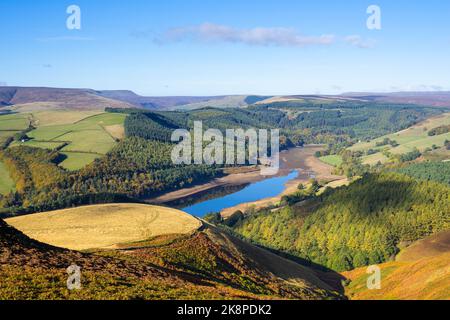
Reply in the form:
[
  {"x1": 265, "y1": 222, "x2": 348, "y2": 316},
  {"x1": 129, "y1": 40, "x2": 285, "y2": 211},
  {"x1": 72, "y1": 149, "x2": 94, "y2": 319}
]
[
  {"x1": 0, "y1": 113, "x2": 31, "y2": 148},
  {"x1": 395, "y1": 230, "x2": 450, "y2": 262},
  {"x1": 11, "y1": 112, "x2": 126, "y2": 170},
  {"x1": 0, "y1": 160, "x2": 15, "y2": 195},
  {"x1": 349, "y1": 113, "x2": 450, "y2": 165},
  {"x1": 343, "y1": 232, "x2": 450, "y2": 300},
  {"x1": 0, "y1": 215, "x2": 341, "y2": 300},
  {"x1": 6, "y1": 204, "x2": 201, "y2": 250},
  {"x1": 0, "y1": 87, "x2": 134, "y2": 111},
  {"x1": 343, "y1": 253, "x2": 449, "y2": 300},
  {"x1": 319, "y1": 155, "x2": 343, "y2": 167}
]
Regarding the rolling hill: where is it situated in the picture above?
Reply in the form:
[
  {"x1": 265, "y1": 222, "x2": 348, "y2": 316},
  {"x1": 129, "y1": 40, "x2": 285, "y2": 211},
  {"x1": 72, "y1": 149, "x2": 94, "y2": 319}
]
[
  {"x1": 0, "y1": 86, "x2": 273, "y2": 111},
  {"x1": 342, "y1": 231, "x2": 450, "y2": 300},
  {"x1": 3, "y1": 86, "x2": 450, "y2": 112},
  {"x1": 344, "y1": 91, "x2": 450, "y2": 108},
  {"x1": 349, "y1": 113, "x2": 450, "y2": 165},
  {"x1": 0, "y1": 204, "x2": 342, "y2": 300},
  {"x1": 6, "y1": 204, "x2": 202, "y2": 250},
  {"x1": 0, "y1": 87, "x2": 134, "y2": 111}
]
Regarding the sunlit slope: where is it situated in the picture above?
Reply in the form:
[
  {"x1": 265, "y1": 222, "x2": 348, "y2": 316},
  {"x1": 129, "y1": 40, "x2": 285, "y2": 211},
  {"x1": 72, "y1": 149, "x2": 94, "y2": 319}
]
[
  {"x1": 6, "y1": 204, "x2": 202, "y2": 250},
  {"x1": 0, "y1": 217, "x2": 341, "y2": 300},
  {"x1": 349, "y1": 113, "x2": 450, "y2": 165},
  {"x1": 343, "y1": 232, "x2": 450, "y2": 300},
  {"x1": 396, "y1": 230, "x2": 450, "y2": 262},
  {"x1": 10, "y1": 112, "x2": 127, "y2": 170}
]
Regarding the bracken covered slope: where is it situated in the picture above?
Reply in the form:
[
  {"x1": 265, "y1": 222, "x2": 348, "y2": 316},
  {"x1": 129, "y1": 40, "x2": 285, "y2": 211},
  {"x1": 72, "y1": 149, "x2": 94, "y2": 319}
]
[{"x1": 0, "y1": 219, "x2": 341, "y2": 300}]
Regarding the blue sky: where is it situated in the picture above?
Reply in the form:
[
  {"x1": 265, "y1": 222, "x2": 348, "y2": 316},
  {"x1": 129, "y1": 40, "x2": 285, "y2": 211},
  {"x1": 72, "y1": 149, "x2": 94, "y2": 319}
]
[{"x1": 1, "y1": 0, "x2": 449, "y2": 96}]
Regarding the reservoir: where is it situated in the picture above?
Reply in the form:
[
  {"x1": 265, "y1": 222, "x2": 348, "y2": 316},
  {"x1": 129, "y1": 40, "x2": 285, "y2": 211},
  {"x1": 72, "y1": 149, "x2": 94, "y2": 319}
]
[{"x1": 182, "y1": 170, "x2": 299, "y2": 217}]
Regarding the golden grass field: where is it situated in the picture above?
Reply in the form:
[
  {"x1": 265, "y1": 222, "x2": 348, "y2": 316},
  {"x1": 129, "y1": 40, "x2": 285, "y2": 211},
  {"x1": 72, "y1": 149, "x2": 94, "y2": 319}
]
[{"x1": 6, "y1": 204, "x2": 202, "y2": 250}]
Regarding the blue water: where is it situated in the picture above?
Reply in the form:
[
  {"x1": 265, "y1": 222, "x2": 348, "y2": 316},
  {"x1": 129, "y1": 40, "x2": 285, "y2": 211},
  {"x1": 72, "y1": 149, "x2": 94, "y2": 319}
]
[{"x1": 182, "y1": 170, "x2": 299, "y2": 217}]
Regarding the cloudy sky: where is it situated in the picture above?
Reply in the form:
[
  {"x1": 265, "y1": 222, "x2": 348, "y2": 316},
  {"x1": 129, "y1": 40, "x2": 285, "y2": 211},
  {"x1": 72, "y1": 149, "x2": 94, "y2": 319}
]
[{"x1": 1, "y1": 0, "x2": 450, "y2": 95}]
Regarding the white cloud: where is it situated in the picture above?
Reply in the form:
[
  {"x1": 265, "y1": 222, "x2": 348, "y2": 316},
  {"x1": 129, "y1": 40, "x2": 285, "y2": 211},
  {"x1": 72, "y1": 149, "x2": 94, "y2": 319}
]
[
  {"x1": 0, "y1": 81, "x2": 7, "y2": 86},
  {"x1": 158, "y1": 23, "x2": 335, "y2": 47},
  {"x1": 344, "y1": 35, "x2": 376, "y2": 49}
]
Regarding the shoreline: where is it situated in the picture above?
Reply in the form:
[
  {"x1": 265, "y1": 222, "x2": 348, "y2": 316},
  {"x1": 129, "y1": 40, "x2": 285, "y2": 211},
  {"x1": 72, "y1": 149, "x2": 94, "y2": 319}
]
[
  {"x1": 220, "y1": 146, "x2": 345, "y2": 217},
  {"x1": 146, "y1": 145, "x2": 344, "y2": 216}
]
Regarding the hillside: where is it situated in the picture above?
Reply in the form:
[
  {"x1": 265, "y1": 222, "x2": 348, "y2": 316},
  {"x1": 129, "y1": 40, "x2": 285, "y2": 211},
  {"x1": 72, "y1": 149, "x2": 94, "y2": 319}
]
[
  {"x1": 395, "y1": 161, "x2": 450, "y2": 186},
  {"x1": 5, "y1": 204, "x2": 202, "y2": 250},
  {"x1": 344, "y1": 91, "x2": 450, "y2": 108},
  {"x1": 395, "y1": 230, "x2": 450, "y2": 262},
  {"x1": 97, "y1": 90, "x2": 227, "y2": 109},
  {"x1": 228, "y1": 172, "x2": 450, "y2": 271},
  {"x1": 0, "y1": 205, "x2": 341, "y2": 300},
  {"x1": 0, "y1": 87, "x2": 134, "y2": 111},
  {"x1": 342, "y1": 232, "x2": 450, "y2": 300},
  {"x1": 349, "y1": 113, "x2": 450, "y2": 165}
]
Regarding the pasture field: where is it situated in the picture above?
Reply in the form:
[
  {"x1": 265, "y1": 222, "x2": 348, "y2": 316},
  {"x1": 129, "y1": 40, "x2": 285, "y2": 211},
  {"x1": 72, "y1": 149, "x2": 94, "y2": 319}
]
[
  {"x1": 6, "y1": 204, "x2": 202, "y2": 250},
  {"x1": 58, "y1": 152, "x2": 101, "y2": 171},
  {"x1": 30, "y1": 110, "x2": 103, "y2": 126},
  {"x1": 349, "y1": 113, "x2": 450, "y2": 164},
  {"x1": 0, "y1": 113, "x2": 30, "y2": 131},
  {"x1": 319, "y1": 155, "x2": 343, "y2": 167},
  {"x1": 12, "y1": 112, "x2": 126, "y2": 170},
  {"x1": 0, "y1": 160, "x2": 15, "y2": 195},
  {"x1": 11, "y1": 140, "x2": 67, "y2": 150},
  {"x1": 0, "y1": 131, "x2": 19, "y2": 146},
  {"x1": 0, "y1": 113, "x2": 30, "y2": 147},
  {"x1": 424, "y1": 147, "x2": 450, "y2": 162},
  {"x1": 58, "y1": 130, "x2": 116, "y2": 154}
]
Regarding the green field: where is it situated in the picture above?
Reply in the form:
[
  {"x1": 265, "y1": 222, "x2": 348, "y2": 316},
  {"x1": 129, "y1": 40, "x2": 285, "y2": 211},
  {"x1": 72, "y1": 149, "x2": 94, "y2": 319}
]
[
  {"x1": 0, "y1": 160, "x2": 15, "y2": 195},
  {"x1": 59, "y1": 152, "x2": 101, "y2": 171},
  {"x1": 0, "y1": 113, "x2": 31, "y2": 147},
  {"x1": 319, "y1": 155, "x2": 343, "y2": 167},
  {"x1": 349, "y1": 113, "x2": 450, "y2": 165},
  {"x1": 12, "y1": 112, "x2": 126, "y2": 170},
  {"x1": 0, "y1": 113, "x2": 30, "y2": 131},
  {"x1": 11, "y1": 140, "x2": 67, "y2": 150}
]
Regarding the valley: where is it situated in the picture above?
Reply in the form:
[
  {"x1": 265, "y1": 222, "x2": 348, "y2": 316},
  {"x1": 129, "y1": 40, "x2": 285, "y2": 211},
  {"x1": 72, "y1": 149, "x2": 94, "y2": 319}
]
[{"x1": 0, "y1": 86, "x2": 449, "y2": 301}]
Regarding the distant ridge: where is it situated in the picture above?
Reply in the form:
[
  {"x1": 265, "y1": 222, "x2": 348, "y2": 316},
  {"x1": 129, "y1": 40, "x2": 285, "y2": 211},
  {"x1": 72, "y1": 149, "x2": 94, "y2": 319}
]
[
  {"x1": 342, "y1": 91, "x2": 450, "y2": 107},
  {"x1": 2, "y1": 86, "x2": 449, "y2": 111},
  {"x1": 0, "y1": 86, "x2": 135, "y2": 111}
]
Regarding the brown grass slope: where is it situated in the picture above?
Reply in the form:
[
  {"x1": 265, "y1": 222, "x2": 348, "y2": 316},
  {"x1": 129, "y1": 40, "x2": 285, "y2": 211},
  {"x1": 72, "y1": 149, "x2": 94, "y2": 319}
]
[
  {"x1": 0, "y1": 87, "x2": 134, "y2": 111},
  {"x1": 343, "y1": 232, "x2": 450, "y2": 300},
  {"x1": 128, "y1": 224, "x2": 341, "y2": 299},
  {"x1": 396, "y1": 230, "x2": 450, "y2": 262},
  {"x1": 343, "y1": 91, "x2": 450, "y2": 108},
  {"x1": 0, "y1": 219, "x2": 341, "y2": 300}
]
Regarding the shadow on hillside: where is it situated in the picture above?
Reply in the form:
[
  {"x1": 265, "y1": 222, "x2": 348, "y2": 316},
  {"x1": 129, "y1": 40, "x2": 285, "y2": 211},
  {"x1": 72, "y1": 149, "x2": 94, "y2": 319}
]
[{"x1": 257, "y1": 244, "x2": 347, "y2": 295}]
